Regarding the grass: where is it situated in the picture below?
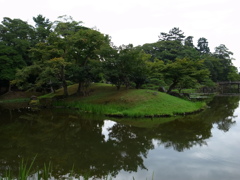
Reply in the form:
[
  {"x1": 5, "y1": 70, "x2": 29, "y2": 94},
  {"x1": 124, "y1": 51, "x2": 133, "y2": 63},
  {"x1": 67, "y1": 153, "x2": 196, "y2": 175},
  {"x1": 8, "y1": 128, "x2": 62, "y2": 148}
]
[
  {"x1": 0, "y1": 156, "x2": 37, "y2": 180},
  {"x1": 39, "y1": 84, "x2": 79, "y2": 99},
  {"x1": 37, "y1": 162, "x2": 52, "y2": 180},
  {"x1": 0, "y1": 98, "x2": 29, "y2": 104},
  {"x1": 0, "y1": 83, "x2": 206, "y2": 118},
  {"x1": 18, "y1": 156, "x2": 36, "y2": 180},
  {"x1": 53, "y1": 83, "x2": 206, "y2": 118}
]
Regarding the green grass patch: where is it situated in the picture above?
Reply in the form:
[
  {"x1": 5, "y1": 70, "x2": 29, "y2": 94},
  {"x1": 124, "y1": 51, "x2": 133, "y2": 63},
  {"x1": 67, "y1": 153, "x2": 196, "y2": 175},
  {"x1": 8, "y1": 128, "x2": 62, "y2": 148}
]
[
  {"x1": 39, "y1": 84, "x2": 79, "y2": 99},
  {"x1": 53, "y1": 83, "x2": 206, "y2": 118},
  {"x1": 0, "y1": 98, "x2": 29, "y2": 104}
]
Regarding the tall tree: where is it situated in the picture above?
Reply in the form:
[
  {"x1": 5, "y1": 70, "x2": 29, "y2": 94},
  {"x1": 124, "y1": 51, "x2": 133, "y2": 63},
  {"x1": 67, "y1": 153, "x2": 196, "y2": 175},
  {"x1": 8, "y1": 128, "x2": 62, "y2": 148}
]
[
  {"x1": 104, "y1": 45, "x2": 150, "y2": 89},
  {"x1": 0, "y1": 17, "x2": 34, "y2": 91},
  {"x1": 197, "y1": 37, "x2": 210, "y2": 54},
  {"x1": 67, "y1": 27, "x2": 111, "y2": 95},
  {"x1": 141, "y1": 40, "x2": 185, "y2": 62},
  {"x1": 159, "y1": 27, "x2": 185, "y2": 42},
  {"x1": 184, "y1": 36, "x2": 194, "y2": 48},
  {"x1": 213, "y1": 44, "x2": 238, "y2": 81},
  {"x1": 33, "y1": 14, "x2": 52, "y2": 43},
  {"x1": 42, "y1": 16, "x2": 84, "y2": 96},
  {"x1": 0, "y1": 42, "x2": 25, "y2": 91},
  {"x1": 162, "y1": 58, "x2": 209, "y2": 93},
  {"x1": 183, "y1": 36, "x2": 200, "y2": 60}
]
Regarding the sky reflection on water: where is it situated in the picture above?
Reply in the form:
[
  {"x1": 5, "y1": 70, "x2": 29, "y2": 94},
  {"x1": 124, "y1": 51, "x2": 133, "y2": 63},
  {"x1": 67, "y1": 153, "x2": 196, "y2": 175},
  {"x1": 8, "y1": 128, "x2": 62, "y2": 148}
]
[
  {"x1": 113, "y1": 97, "x2": 240, "y2": 180},
  {"x1": 0, "y1": 97, "x2": 240, "y2": 180}
]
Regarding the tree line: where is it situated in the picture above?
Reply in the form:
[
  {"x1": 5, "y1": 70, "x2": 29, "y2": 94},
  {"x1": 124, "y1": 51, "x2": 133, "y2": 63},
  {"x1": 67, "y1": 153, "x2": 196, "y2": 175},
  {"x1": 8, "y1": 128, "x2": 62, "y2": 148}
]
[{"x1": 0, "y1": 15, "x2": 239, "y2": 96}]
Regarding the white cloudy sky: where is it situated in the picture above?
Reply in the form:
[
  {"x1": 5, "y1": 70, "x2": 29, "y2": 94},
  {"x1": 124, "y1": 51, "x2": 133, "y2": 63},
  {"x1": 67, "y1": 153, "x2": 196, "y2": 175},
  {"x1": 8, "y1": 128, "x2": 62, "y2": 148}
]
[{"x1": 1, "y1": 0, "x2": 240, "y2": 68}]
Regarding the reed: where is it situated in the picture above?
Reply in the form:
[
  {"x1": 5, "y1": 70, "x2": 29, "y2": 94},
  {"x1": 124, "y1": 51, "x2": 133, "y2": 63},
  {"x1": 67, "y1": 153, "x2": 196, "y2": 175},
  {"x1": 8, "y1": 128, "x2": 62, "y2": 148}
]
[
  {"x1": 18, "y1": 156, "x2": 36, "y2": 180},
  {"x1": 37, "y1": 162, "x2": 52, "y2": 180}
]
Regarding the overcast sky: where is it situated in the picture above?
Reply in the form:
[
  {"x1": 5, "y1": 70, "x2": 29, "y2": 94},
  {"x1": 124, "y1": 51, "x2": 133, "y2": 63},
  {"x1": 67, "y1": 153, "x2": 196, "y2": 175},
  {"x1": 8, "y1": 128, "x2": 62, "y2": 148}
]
[{"x1": 1, "y1": 0, "x2": 240, "y2": 69}]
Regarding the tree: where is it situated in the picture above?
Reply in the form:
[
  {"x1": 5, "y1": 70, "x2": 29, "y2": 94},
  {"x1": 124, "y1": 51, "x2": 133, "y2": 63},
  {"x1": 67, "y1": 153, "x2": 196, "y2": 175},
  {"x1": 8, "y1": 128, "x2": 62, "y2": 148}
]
[
  {"x1": 203, "y1": 55, "x2": 222, "y2": 82},
  {"x1": 36, "y1": 16, "x2": 84, "y2": 96},
  {"x1": 141, "y1": 41, "x2": 185, "y2": 62},
  {"x1": 13, "y1": 15, "x2": 111, "y2": 95},
  {"x1": 13, "y1": 30, "x2": 66, "y2": 92},
  {"x1": 67, "y1": 27, "x2": 111, "y2": 95},
  {"x1": 47, "y1": 57, "x2": 70, "y2": 96},
  {"x1": 202, "y1": 44, "x2": 238, "y2": 82},
  {"x1": 104, "y1": 44, "x2": 150, "y2": 90},
  {"x1": 162, "y1": 58, "x2": 210, "y2": 93},
  {"x1": 142, "y1": 28, "x2": 190, "y2": 62},
  {"x1": 33, "y1": 14, "x2": 52, "y2": 43},
  {"x1": 159, "y1": 27, "x2": 185, "y2": 42},
  {"x1": 146, "y1": 58, "x2": 166, "y2": 89},
  {"x1": 213, "y1": 44, "x2": 237, "y2": 81},
  {"x1": 182, "y1": 36, "x2": 200, "y2": 60},
  {"x1": 14, "y1": 43, "x2": 69, "y2": 93},
  {"x1": 0, "y1": 17, "x2": 35, "y2": 91},
  {"x1": 0, "y1": 17, "x2": 35, "y2": 65},
  {"x1": 197, "y1": 37, "x2": 210, "y2": 54},
  {"x1": 131, "y1": 50, "x2": 151, "y2": 89},
  {"x1": 184, "y1": 36, "x2": 194, "y2": 48},
  {"x1": 0, "y1": 42, "x2": 25, "y2": 91},
  {"x1": 103, "y1": 45, "x2": 132, "y2": 90},
  {"x1": 13, "y1": 63, "x2": 42, "y2": 91}
]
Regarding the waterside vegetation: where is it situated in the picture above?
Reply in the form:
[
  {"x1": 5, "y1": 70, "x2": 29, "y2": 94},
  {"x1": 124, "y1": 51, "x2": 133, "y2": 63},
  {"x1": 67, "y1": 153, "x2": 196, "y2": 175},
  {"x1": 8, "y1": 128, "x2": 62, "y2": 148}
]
[
  {"x1": 0, "y1": 15, "x2": 232, "y2": 118},
  {"x1": 45, "y1": 83, "x2": 205, "y2": 118},
  {"x1": 0, "y1": 156, "x2": 154, "y2": 180},
  {"x1": 0, "y1": 15, "x2": 239, "y2": 99}
]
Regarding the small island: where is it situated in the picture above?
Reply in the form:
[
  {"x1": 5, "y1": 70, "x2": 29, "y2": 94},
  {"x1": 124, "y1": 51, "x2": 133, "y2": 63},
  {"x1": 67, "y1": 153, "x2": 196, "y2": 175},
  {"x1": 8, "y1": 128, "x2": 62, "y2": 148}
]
[{"x1": 40, "y1": 83, "x2": 206, "y2": 118}]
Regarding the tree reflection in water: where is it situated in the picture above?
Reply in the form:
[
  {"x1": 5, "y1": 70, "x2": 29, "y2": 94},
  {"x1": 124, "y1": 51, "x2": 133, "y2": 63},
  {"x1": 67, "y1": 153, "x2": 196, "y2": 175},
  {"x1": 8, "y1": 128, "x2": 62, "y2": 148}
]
[{"x1": 0, "y1": 96, "x2": 239, "y2": 178}]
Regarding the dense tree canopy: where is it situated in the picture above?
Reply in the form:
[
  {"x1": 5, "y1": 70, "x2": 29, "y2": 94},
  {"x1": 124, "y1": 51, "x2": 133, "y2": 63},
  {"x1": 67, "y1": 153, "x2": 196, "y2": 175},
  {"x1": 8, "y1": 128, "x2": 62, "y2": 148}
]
[{"x1": 0, "y1": 16, "x2": 239, "y2": 95}]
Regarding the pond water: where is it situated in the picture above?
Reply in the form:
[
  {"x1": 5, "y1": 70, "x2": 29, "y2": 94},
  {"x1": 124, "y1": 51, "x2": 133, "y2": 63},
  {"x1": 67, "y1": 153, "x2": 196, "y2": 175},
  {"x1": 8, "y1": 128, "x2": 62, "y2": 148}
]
[{"x1": 0, "y1": 96, "x2": 240, "y2": 180}]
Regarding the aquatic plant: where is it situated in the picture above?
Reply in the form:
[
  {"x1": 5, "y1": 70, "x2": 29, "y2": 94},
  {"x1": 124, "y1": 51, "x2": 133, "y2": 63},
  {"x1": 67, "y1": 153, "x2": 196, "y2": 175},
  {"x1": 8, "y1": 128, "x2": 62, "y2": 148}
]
[{"x1": 18, "y1": 156, "x2": 36, "y2": 180}]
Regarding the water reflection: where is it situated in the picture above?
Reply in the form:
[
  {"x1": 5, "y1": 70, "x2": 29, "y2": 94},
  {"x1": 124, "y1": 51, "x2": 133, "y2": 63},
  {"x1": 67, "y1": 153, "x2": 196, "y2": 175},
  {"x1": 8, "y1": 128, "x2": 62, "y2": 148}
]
[
  {"x1": 102, "y1": 120, "x2": 116, "y2": 141},
  {"x1": 0, "y1": 96, "x2": 239, "y2": 179},
  {"x1": 151, "y1": 96, "x2": 238, "y2": 152}
]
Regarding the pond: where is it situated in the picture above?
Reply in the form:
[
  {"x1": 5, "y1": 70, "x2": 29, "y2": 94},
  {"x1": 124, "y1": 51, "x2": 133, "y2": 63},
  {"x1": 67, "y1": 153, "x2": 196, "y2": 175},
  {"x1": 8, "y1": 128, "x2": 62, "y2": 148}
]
[{"x1": 0, "y1": 96, "x2": 240, "y2": 180}]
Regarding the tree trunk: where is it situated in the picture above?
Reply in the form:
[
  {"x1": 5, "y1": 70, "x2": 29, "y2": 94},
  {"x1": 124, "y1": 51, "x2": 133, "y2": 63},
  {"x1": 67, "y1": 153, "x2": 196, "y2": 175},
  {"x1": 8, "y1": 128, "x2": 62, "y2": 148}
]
[
  {"x1": 116, "y1": 81, "x2": 121, "y2": 90},
  {"x1": 135, "y1": 83, "x2": 142, "y2": 89},
  {"x1": 61, "y1": 65, "x2": 68, "y2": 97},
  {"x1": 49, "y1": 80, "x2": 55, "y2": 93},
  {"x1": 77, "y1": 82, "x2": 81, "y2": 93},
  {"x1": 62, "y1": 80, "x2": 68, "y2": 97},
  {"x1": 50, "y1": 86, "x2": 55, "y2": 93},
  {"x1": 77, "y1": 82, "x2": 83, "y2": 95},
  {"x1": 167, "y1": 80, "x2": 178, "y2": 94},
  {"x1": 116, "y1": 85, "x2": 121, "y2": 90},
  {"x1": 77, "y1": 81, "x2": 88, "y2": 96},
  {"x1": 8, "y1": 80, "x2": 12, "y2": 92}
]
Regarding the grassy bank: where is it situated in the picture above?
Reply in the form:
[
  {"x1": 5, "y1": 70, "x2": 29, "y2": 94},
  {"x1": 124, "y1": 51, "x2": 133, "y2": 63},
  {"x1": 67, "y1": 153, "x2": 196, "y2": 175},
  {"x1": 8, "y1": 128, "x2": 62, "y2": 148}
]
[{"x1": 53, "y1": 83, "x2": 205, "y2": 118}]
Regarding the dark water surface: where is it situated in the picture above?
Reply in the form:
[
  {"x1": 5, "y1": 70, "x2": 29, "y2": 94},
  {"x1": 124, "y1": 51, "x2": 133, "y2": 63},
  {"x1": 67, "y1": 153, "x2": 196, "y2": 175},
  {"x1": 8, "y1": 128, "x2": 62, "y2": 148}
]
[{"x1": 0, "y1": 96, "x2": 240, "y2": 180}]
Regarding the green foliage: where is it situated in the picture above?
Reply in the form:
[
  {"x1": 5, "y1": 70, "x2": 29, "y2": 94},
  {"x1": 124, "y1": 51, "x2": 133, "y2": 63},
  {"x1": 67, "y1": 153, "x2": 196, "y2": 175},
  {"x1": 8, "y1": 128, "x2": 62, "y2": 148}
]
[
  {"x1": 103, "y1": 44, "x2": 151, "y2": 90},
  {"x1": 18, "y1": 156, "x2": 36, "y2": 180},
  {"x1": 159, "y1": 27, "x2": 185, "y2": 42},
  {"x1": 33, "y1": 14, "x2": 52, "y2": 43},
  {"x1": 0, "y1": 16, "x2": 238, "y2": 95},
  {"x1": 162, "y1": 58, "x2": 210, "y2": 92},
  {"x1": 197, "y1": 37, "x2": 210, "y2": 54},
  {"x1": 38, "y1": 162, "x2": 52, "y2": 180}
]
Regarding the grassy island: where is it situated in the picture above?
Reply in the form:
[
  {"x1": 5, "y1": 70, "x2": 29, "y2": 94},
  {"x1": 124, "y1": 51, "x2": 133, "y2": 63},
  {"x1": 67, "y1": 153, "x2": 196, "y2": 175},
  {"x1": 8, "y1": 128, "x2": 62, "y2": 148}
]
[{"x1": 49, "y1": 83, "x2": 205, "y2": 118}]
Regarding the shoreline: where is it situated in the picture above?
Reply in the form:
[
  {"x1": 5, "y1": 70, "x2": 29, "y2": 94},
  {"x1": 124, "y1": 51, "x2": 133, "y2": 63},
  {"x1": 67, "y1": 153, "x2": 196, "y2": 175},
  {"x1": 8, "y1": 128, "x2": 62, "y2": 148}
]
[{"x1": 0, "y1": 84, "x2": 207, "y2": 118}]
